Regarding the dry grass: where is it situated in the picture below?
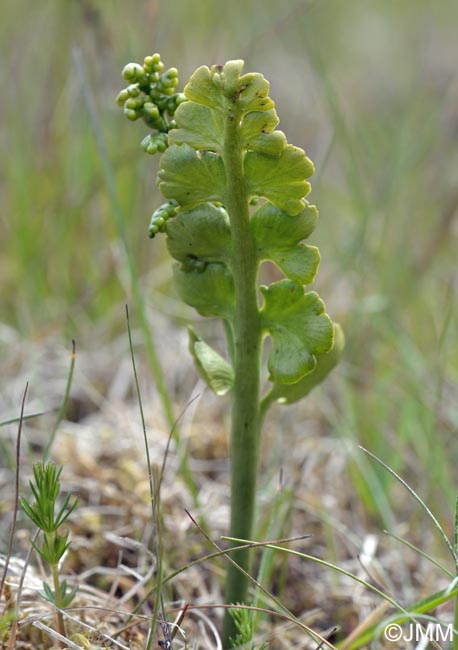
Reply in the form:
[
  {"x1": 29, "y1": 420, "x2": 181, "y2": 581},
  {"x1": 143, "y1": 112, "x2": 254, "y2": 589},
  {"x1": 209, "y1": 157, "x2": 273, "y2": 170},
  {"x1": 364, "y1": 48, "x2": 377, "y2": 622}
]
[{"x1": 1, "y1": 327, "x2": 453, "y2": 649}]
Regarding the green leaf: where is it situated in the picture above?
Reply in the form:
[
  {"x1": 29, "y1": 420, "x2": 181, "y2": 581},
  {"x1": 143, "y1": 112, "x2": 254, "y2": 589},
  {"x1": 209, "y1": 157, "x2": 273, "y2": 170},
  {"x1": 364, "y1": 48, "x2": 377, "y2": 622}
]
[
  {"x1": 251, "y1": 202, "x2": 319, "y2": 284},
  {"x1": 269, "y1": 248, "x2": 320, "y2": 285},
  {"x1": 244, "y1": 130, "x2": 287, "y2": 157},
  {"x1": 183, "y1": 61, "x2": 275, "y2": 115},
  {"x1": 235, "y1": 71, "x2": 275, "y2": 113},
  {"x1": 240, "y1": 109, "x2": 286, "y2": 156},
  {"x1": 20, "y1": 497, "x2": 42, "y2": 530},
  {"x1": 55, "y1": 492, "x2": 78, "y2": 529},
  {"x1": 158, "y1": 144, "x2": 225, "y2": 209},
  {"x1": 40, "y1": 581, "x2": 56, "y2": 604},
  {"x1": 60, "y1": 584, "x2": 78, "y2": 608},
  {"x1": 169, "y1": 102, "x2": 224, "y2": 152},
  {"x1": 183, "y1": 65, "x2": 226, "y2": 112},
  {"x1": 166, "y1": 203, "x2": 232, "y2": 265},
  {"x1": 245, "y1": 145, "x2": 315, "y2": 216},
  {"x1": 188, "y1": 327, "x2": 234, "y2": 395},
  {"x1": 261, "y1": 280, "x2": 334, "y2": 384},
  {"x1": 270, "y1": 323, "x2": 344, "y2": 404},
  {"x1": 38, "y1": 531, "x2": 71, "y2": 565},
  {"x1": 241, "y1": 109, "x2": 279, "y2": 137},
  {"x1": 170, "y1": 97, "x2": 283, "y2": 157},
  {"x1": 216, "y1": 60, "x2": 245, "y2": 97},
  {"x1": 173, "y1": 262, "x2": 234, "y2": 319}
]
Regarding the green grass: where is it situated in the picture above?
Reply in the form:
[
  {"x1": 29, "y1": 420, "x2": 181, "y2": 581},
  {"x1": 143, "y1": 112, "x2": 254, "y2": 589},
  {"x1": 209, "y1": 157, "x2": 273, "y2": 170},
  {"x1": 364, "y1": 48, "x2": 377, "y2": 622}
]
[
  {"x1": 0, "y1": 0, "x2": 458, "y2": 516},
  {"x1": 2, "y1": 0, "x2": 458, "y2": 639}
]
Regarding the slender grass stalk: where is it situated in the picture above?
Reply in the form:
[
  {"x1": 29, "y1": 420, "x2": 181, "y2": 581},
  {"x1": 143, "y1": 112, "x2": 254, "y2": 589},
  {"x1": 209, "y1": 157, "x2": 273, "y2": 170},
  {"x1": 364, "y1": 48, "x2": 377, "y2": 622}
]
[
  {"x1": 383, "y1": 530, "x2": 454, "y2": 578},
  {"x1": 127, "y1": 304, "x2": 201, "y2": 649},
  {"x1": 453, "y1": 489, "x2": 458, "y2": 650},
  {"x1": 126, "y1": 305, "x2": 164, "y2": 650},
  {"x1": 43, "y1": 339, "x2": 76, "y2": 461},
  {"x1": 252, "y1": 478, "x2": 294, "y2": 634},
  {"x1": 454, "y1": 596, "x2": 458, "y2": 650},
  {"x1": 360, "y1": 446, "x2": 457, "y2": 564},
  {"x1": 0, "y1": 383, "x2": 28, "y2": 601},
  {"x1": 6, "y1": 531, "x2": 38, "y2": 650},
  {"x1": 0, "y1": 411, "x2": 47, "y2": 428}
]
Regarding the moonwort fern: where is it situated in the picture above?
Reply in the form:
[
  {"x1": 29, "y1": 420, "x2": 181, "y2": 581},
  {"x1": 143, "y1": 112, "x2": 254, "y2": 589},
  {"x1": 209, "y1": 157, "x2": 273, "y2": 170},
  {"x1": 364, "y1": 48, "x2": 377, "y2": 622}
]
[{"x1": 117, "y1": 55, "x2": 344, "y2": 646}]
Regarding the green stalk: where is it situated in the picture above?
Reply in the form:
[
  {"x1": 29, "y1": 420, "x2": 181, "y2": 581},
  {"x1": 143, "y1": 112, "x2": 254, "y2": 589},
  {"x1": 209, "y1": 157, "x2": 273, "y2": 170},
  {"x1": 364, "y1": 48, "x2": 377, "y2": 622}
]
[
  {"x1": 454, "y1": 491, "x2": 458, "y2": 650},
  {"x1": 453, "y1": 593, "x2": 458, "y2": 650},
  {"x1": 221, "y1": 106, "x2": 263, "y2": 645},
  {"x1": 50, "y1": 557, "x2": 66, "y2": 643}
]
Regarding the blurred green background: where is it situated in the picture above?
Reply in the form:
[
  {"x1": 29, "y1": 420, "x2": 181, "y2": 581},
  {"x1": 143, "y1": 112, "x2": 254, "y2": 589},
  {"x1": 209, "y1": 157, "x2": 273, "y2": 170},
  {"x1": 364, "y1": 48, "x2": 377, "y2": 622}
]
[{"x1": 2, "y1": 0, "x2": 458, "y2": 520}]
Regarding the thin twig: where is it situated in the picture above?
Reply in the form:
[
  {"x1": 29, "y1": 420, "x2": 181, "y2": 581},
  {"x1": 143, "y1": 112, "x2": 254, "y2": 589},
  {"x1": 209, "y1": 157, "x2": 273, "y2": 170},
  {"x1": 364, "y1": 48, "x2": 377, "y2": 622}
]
[
  {"x1": 127, "y1": 302, "x2": 202, "y2": 649},
  {"x1": 158, "y1": 394, "x2": 201, "y2": 497},
  {"x1": 44, "y1": 340, "x2": 76, "y2": 460},
  {"x1": 383, "y1": 530, "x2": 454, "y2": 578},
  {"x1": 0, "y1": 382, "x2": 28, "y2": 602},
  {"x1": 32, "y1": 620, "x2": 88, "y2": 650},
  {"x1": 7, "y1": 531, "x2": 38, "y2": 650},
  {"x1": 359, "y1": 446, "x2": 457, "y2": 564},
  {"x1": 126, "y1": 304, "x2": 164, "y2": 650}
]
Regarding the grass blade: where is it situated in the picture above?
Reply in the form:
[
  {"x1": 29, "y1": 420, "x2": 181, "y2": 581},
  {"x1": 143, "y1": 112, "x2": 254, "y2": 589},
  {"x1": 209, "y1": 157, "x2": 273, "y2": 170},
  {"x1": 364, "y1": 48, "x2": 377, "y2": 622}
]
[
  {"x1": 253, "y1": 473, "x2": 293, "y2": 632},
  {"x1": 454, "y1": 489, "x2": 458, "y2": 564},
  {"x1": 384, "y1": 530, "x2": 454, "y2": 578},
  {"x1": 359, "y1": 446, "x2": 457, "y2": 564},
  {"x1": 0, "y1": 383, "x2": 28, "y2": 601},
  {"x1": 44, "y1": 340, "x2": 76, "y2": 460},
  {"x1": 454, "y1": 489, "x2": 458, "y2": 650},
  {"x1": 0, "y1": 411, "x2": 47, "y2": 427},
  {"x1": 126, "y1": 305, "x2": 164, "y2": 650}
]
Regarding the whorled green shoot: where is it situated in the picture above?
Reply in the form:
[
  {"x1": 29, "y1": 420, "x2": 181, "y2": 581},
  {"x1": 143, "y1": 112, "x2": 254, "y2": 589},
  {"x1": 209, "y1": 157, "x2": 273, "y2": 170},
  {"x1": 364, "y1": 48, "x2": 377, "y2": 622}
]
[
  {"x1": 228, "y1": 607, "x2": 260, "y2": 650},
  {"x1": 20, "y1": 462, "x2": 78, "y2": 641},
  {"x1": 118, "y1": 54, "x2": 344, "y2": 646}
]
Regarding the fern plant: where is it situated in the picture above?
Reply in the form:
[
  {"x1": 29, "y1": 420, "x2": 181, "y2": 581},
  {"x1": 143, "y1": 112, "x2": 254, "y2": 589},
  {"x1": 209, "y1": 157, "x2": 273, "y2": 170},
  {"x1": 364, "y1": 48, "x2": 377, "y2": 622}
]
[{"x1": 117, "y1": 55, "x2": 344, "y2": 646}]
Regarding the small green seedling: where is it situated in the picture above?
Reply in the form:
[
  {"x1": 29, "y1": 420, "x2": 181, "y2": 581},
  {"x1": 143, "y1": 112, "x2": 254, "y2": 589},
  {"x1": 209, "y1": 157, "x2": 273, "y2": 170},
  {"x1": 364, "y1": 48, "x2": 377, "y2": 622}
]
[
  {"x1": 118, "y1": 54, "x2": 344, "y2": 646},
  {"x1": 20, "y1": 462, "x2": 78, "y2": 640},
  {"x1": 229, "y1": 607, "x2": 258, "y2": 650}
]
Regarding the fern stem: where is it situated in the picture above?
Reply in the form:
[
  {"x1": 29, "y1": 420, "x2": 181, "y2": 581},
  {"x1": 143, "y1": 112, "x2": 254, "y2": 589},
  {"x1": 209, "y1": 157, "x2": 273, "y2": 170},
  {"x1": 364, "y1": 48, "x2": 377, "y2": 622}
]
[{"x1": 221, "y1": 104, "x2": 262, "y2": 646}]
